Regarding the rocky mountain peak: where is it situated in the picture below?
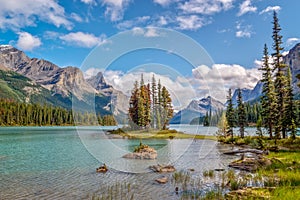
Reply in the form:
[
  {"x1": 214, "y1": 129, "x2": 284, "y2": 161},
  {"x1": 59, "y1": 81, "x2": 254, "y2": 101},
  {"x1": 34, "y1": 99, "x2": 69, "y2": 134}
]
[{"x1": 86, "y1": 71, "x2": 112, "y2": 91}]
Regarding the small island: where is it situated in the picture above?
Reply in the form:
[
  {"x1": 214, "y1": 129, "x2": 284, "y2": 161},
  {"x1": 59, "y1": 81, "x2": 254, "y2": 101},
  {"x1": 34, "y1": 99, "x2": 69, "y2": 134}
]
[{"x1": 123, "y1": 142, "x2": 157, "y2": 160}]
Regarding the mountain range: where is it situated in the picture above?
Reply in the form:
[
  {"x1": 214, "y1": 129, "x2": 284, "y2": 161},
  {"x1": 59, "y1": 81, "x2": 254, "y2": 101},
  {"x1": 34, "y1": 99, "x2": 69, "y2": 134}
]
[
  {"x1": 1, "y1": 43, "x2": 300, "y2": 125},
  {"x1": 0, "y1": 45, "x2": 128, "y2": 121}
]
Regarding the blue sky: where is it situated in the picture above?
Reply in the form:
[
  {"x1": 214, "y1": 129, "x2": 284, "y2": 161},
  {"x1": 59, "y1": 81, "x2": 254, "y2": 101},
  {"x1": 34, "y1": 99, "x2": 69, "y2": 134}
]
[{"x1": 0, "y1": 0, "x2": 299, "y2": 106}]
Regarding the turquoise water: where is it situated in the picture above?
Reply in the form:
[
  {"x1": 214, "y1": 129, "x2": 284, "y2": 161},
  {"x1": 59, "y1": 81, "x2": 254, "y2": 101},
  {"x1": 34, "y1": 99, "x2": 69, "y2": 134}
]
[{"x1": 0, "y1": 126, "x2": 237, "y2": 199}]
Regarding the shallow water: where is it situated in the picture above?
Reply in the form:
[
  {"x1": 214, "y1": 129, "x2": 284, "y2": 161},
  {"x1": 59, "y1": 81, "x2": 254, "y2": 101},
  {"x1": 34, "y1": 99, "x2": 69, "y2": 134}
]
[{"x1": 0, "y1": 126, "x2": 239, "y2": 199}]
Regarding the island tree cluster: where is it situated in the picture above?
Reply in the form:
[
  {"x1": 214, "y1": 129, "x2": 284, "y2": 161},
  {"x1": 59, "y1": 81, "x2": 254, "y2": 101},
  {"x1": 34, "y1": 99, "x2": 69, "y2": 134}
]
[{"x1": 128, "y1": 74, "x2": 173, "y2": 130}]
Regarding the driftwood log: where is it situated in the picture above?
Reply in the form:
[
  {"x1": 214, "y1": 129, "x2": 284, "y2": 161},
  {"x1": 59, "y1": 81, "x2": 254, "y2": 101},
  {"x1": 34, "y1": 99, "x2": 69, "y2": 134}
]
[{"x1": 223, "y1": 149, "x2": 268, "y2": 155}]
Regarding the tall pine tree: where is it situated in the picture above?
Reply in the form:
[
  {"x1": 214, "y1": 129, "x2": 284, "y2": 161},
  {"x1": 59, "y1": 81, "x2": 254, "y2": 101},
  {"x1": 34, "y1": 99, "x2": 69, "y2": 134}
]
[
  {"x1": 226, "y1": 89, "x2": 235, "y2": 139},
  {"x1": 285, "y1": 67, "x2": 296, "y2": 138},
  {"x1": 259, "y1": 44, "x2": 277, "y2": 138},
  {"x1": 237, "y1": 88, "x2": 246, "y2": 138},
  {"x1": 272, "y1": 11, "x2": 288, "y2": 139}
]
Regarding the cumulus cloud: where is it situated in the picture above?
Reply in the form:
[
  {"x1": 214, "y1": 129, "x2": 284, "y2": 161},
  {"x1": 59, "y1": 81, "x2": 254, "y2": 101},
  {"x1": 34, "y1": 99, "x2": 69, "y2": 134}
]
[
  {"x1": 191, "y1": 64, "x2": 261, "y2": 101},
  {"x1": 286, "y1": 38, "x2": 300, "y2": 47},
  {"x1": 260, "y1": 6, "x2": 281, "y2": 15},
  {"x1": 237, "y1": 0, "x2": 257, "y2": 16},
  {"x1": 99, "y1": 70, "x2": 197, "y2": 110},
  {"x1": 16, "y1": 32, "x2": 42, "y2": 51},
  {"x1": 102, "y1": 0, "x2": 131, "y2": 21},
  {"x1": 176, "y1": 15, "x2": 209, "y2": 30},
  {"x1": 179, "y1": 0, "x2": 234, "y2": 15},
  {"x1": 59, "y1": 32, "x2": 106, "y2": 48},
  {"x1": 0, "y1": 0, "x2": 72, "y2": 30}
]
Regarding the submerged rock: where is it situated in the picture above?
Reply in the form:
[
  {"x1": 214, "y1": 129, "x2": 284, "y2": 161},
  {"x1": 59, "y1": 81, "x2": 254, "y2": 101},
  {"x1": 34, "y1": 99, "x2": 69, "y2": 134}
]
[
  {"x1": 155, "y1": 176, "x2": 168, "y2": 184},
  {"x1": 123, "y1": 146, "x2": 157, "y2": 160},
  {"x1": 96, "y1": 164, "x2": 108, "y2": 173},
  {"x1": 149, "y1": 164, "x2": 176, "y2": 172}
]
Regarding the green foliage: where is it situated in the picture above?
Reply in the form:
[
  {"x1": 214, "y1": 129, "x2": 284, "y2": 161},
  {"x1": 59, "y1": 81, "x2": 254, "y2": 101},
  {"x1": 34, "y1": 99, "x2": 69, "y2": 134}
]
[
  {"x1": 128, "y1": 74, "x2": 173, "y2": 130},
  {"x1": 133, "y1": 142, "x2": 149, "y2": 153},
  {"x1": 226, "y1": 89, "x2": 235, "y2": 138},
  {"x1": 0, "y1": 99, "x2": 116, "y2": 126},
  {"x1": 203, "y1": 170, "x2": 214, "y2": 178}
]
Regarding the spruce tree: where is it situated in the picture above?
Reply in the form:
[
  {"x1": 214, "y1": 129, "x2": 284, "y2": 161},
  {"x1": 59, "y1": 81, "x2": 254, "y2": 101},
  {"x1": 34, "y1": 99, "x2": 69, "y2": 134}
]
[
  {"x1": 259, "y1": 44, "x2": 277, "y2": 138},
  {"x1": 226, "y1": 89, "x2": 235, "y2": 139},
  {"x1": 237, "y1": 88, "x2": 246, "y2": 138},
  {"x1": 151, "y1": 75, "x2": 157, "y2": 128},
  {"x1": 161, "y1": 86, "x2": 173, "y2": 130},
  {"x1": 272, "y1": 11, "x2": 288, "y2": 139},
  {"x1": 285, "y1": 67, "x2": 296, "y2": 138}
]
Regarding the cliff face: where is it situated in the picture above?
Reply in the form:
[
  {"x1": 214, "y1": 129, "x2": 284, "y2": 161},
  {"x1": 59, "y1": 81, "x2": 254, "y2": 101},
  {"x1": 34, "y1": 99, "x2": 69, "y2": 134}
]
[
  {"x1": 284, "y1": 43, "x2": 300, "y2": 93},
  {"x1": 0, "y1": 45, "x2": 96, "y2": 99}
]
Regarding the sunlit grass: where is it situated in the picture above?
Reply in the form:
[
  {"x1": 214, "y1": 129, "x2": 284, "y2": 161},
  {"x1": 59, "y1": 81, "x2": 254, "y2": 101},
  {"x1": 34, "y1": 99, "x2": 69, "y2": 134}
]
[{"x1": 109, "y1": 128, "x2": 217, "y2": 140}]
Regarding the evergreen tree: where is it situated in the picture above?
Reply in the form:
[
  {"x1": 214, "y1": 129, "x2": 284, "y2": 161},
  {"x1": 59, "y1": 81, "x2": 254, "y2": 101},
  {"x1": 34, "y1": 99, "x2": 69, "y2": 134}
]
[
  {"x1": 151, "y1": 75, "x2": 157, "y2": 128},
  {"x1": 216, "y1": 112, "x2": 229, "y2": 138},
  {"x1": 272, "y1": 11, "x2": 288, "y2": 139},
  {"x1": 237, "y1": 88, "x2": 246, "y2": 138},
  {"x1": 161, "y1": 86, "x2": 173, "y2": 129},
  {"x1": 203, "y1": 111, "x2": 210, "y2": 126},
  {"x1": 259, "y1": 44, "x2": 277, "y2": 138},
  {"x1": 226, "y1": 89, "x2": 235, "y2": 139},
  {"x1": 285, "y1": 67, "x2": 297, "y2": 138}
]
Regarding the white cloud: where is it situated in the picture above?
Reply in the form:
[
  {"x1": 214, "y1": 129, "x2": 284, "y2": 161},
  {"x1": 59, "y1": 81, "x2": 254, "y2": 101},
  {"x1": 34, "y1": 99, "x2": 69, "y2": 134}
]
[
  {"x1": 102, "y1": 0, "x2": 131, "y2": 21},
  {"x1": 179, "y1": 0, "x2": 234, "y2": 15},
  {"x1": 81, "y1": 0, "x2": 96, "y2": 4},
  {"x1": 59, "y1": 32, "x2": 106, "y2": 48},
  {"x1": 84, "y1": 67, "x2": 102, "y2": 79},
  {"x1": 260, "y1": 6, "x2": 281, "y2": 15},
  {"x1": 131, "y1": 27, "x2": 161, "y2": 37},
  {"x1": 176, "y1": 15, "x2": 208, "y2": 30},
  {"x1": 235, "y1": 22, "x2": 253, "y2": 38},
  {"x1": 0, "y1": 0, "x2": 72, "y2": 30},
  {"x1": 237, "y1": 0, "x2": 257, "y2": 16},
  {"x1": 116, "y1": 16, "x2": 150, "y2": 30},
  {"x1": 153, "y1": 0, "x2": 172, "y2": 6},
  {"x1": 70, "y1": 13, "x2": 83, "y2": 23},
  {"x1": 101, "y1": 70, "x2": 196, "y2": 110},
  {"x1": 236, "y1": 30, "x2": 251, "y2": 38},
  {"x1": 16, "y1": 32, "x2": 42, "y2": 51},
  {"x1": 144, "y1": 27, "x2": 160, "y2": 37},
  {"x1": 286, "y1": 38, "x2": 300, "y2": 47},
  {"x1": 192, "y1": 64, "x2": 261, "y2": 101},
  {"x1": 158, "y1": 16, "x2": 168, "y2": 26}
]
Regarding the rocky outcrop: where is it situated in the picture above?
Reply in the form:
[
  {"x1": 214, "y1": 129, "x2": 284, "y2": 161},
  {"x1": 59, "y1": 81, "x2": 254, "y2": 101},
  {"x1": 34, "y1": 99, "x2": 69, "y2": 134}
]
[
  {"x1": 123, "y1": 146, "x2": 157, "y2": 160},
  {"x1": 96, "y1": 164, "x2": 108, "y2": 173},
  {"x1": 149, "y1": 164, "x2": 176, "y2": 172}
]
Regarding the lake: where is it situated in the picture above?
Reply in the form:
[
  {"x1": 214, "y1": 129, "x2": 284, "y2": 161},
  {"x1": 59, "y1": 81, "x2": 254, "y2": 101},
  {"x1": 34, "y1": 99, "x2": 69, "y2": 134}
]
[{"x1": 0, "y1": 125, "x2": 246, "y2": 199}]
